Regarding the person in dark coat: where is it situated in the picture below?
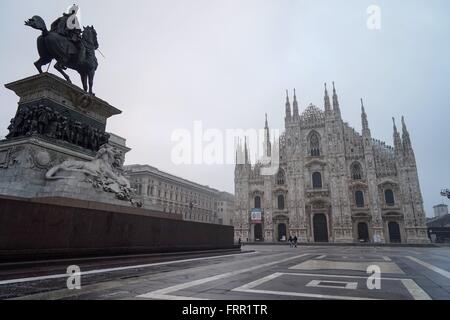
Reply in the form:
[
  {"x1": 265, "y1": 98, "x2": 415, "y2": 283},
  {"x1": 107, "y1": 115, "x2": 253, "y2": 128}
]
[{"x1": 293, "y1": 236, "x2": 298, "y2": 248}]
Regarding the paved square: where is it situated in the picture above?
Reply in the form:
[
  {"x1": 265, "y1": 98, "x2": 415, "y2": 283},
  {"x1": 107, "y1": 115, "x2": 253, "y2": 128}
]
[
  {"x1": 232, "y1": 272, "x2": 430, "y2": 300},
  {"x1": 1, "y1": 245, "x2": 449, "y2": 300}
]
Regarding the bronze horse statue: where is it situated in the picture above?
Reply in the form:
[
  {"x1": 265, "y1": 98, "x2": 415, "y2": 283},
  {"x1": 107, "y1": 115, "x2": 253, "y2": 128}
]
[{"x1": 25, "y1": 16, "x2": 99, "y2": 94}]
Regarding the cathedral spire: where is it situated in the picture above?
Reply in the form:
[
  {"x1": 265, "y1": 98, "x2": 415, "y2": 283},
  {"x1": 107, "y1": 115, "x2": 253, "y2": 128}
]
[
  {"x1": 401, "y1": 116, "x2": 413, "y2": 154},
  {"x1": 293, "y1": 88, "x2": 299, "y2": 118},
  {"x1": 361, "y1": 98, "x2": 370, "y2": 135},
  {"x1": 285, "y1": 90, "x2": 292, "y2": 120},
  {"x1": 324, "y1": 83, "x2": 331, "y2": 112},
  {"x1": 332, "y1": 82, "x2": 341, "y2": 117},
  {"x1": 393, "y1": 117, "x2": 403, "y2": 153},
  {"x1": 264, "y1": 114, "x2": 272, "y2": 157}
]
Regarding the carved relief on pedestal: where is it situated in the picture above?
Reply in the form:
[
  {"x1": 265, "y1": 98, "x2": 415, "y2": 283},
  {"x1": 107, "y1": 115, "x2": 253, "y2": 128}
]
[
  {"x1": 45, "y1": 144, "x2": 141, "y2": 206},
  {"x1": 0, "y1": 149, "x2": 11, "y2": 168},
  {"x1": 9, "y1": 146, "x2": 34, "y2": 169}
]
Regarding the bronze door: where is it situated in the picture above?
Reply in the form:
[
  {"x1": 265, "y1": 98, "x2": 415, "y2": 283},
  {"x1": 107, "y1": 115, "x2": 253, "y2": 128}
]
[
  {"x1": 388, "y1": 222, "x2": 401, "y2": 243},
  {"x1": 254, "y1": 224, "x2": 263, "y2": 241},
  {"x1": 313, "y1": 214, "x2": 329, "y2": 243},
  {"x1": 358, "y1": 222, "x2": 370, "y2": 242}
]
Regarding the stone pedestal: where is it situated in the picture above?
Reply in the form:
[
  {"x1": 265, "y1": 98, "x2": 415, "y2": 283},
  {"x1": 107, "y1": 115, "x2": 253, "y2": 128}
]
[
  {"x1": 0, "y1": 73, "x2": 144, "y2": 208},
  {"x1": 5, "y1": 73, "x2": 121, "y2": 132},
  {"x1": 0, "y1": 136, "x2": 93, "y2": 198}
]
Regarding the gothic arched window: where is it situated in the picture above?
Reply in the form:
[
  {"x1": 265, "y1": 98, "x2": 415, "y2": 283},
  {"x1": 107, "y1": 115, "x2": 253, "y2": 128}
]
[
  {"x1": 254, "y1": 196, "x2": 261, "y2": 209},
  {"x1": 277, "y1": 170, "x2": 286, "y2": 185},
  {"x1": 351, "y1": 162, "x2": 363, "y2": 180},
  {"x1": 312, "y1": 172, "x2": 323, "y2": 189},
  {"x1": 278, "y1": 195, "x2": 285, "y2": 210},
  {"x1": 385, "y1": 189, "x2": 395, "y2": 206},
  {"x1": 310, "y1": 132, "x2": 321, "y2": 157},
  {"x1": 355, "y1": 191, "x2": 365, "y2": 207}
]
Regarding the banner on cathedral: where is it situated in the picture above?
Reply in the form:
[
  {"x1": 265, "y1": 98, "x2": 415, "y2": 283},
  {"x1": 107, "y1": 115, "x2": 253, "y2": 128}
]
[{"x1": 251, "y1": 209, "x2": 262, "y2": 224}]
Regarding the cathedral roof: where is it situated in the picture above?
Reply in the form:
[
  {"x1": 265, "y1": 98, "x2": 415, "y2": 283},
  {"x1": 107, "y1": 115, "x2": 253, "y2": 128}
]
[{"x1": 300, "y1": 103, "x2": 325, "y2": 126}]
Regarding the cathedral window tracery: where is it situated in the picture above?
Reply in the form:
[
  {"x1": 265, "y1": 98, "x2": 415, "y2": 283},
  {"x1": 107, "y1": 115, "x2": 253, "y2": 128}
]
[
  {"x1": 278, "y1": 195, "x2": 285, "y2": 210},
  {"x1": 355, "y1": 190, "x2": 365, "y2": 207},
  {"x1": 312, "y1": 172, "x2": 323, "y2": 189},
  {"x1": 309, "y1": 132, "x2": 321, "y2": 157},
  {"x1": 351, "y1": 162, "x2": 363, "y2": 180},
  {"x1": 277, "y1": 169, "x2": 286, "y2": 185},
  {"x1": 385, "y1": 189, "x2": 395, "y2": 206},
  {"x1": 254, "y1": 196, "x2": 261, "y2": 209}
]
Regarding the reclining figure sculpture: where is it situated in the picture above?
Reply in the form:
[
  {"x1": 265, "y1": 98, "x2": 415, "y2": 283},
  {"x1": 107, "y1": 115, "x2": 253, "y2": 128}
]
[{"x1": 46, "y1": 144, "x2": 142, "y2": 207}]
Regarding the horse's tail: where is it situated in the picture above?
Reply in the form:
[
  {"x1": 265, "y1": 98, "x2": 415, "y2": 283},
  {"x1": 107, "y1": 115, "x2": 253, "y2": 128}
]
[{"x1": 25, "y1": 16, "x2": 48, "y2": 35}]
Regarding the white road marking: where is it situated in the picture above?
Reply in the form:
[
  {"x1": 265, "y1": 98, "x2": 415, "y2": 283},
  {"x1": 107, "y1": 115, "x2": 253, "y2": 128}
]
[
  {"x1": 400, "y1": 279, "x2": 432, "y2": 300},
  {"x1": 233, "y1": 274, "x2": 375, "y2": 300},
  {"x1": 290, "y1": 260, "x2": 404, "y2": 274},
  {"x1": 383, "y1": 256, "x2": 392, "y2": 262},
  {"x1": 138, "y1": 293, "x2": 207, "y2": 301},
  {"x1": 234, "y1": 273, "x2": 283, "y2": 291},
  {"x1": 306, "y1": 280, "x2": 358, "y2": 290},
  {"x1": 316, "y1": 255, "x2": 327, "y2": 260},
  {"x1": 233, "y1": 272, "x2": 430, "y2": 300},
  {"x1": 0, "y1": 251, "x2": 257, "y2": 286},
  {"x1": 234, "y1": 288, "x2": 377, "y2": 300},
  {"x1": 268, "y1": 272, "x2": 407, "y2": 281},
  {"x1": 407, "y1": 256, "x2": 450, "y2": 279},
  {"x1": 138, "y1": 254, "x2": 310, "y2": 300}
]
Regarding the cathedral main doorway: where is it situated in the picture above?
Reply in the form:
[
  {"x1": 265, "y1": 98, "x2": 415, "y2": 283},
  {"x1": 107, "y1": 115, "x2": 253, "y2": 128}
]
[
  {"x1": 357, "y1": 222, "x2": 370, "y2": 242},
  {"x1": 278, "y1": 223, "x2": 287, "y2": 242},
  {"x1": 313, "y1": 214, "x2": 329, "y2": 243},
  {"x1": 254, "y1": 224, "x2": 263, "y2": 242},
  {"x1": 388, "y1": 221, "x2": 401, "y2": 243}
]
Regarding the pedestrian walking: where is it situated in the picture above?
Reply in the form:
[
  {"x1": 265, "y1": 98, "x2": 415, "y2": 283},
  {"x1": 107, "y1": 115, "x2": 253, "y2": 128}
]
[{"x1": 293, "y1": 236, "x2": 298, "y2": 248}]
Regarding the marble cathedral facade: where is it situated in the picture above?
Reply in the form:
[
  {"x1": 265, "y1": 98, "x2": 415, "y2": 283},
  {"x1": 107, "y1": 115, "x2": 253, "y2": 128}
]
[{"x1": 234, "y1": 83, "x2": 429, "y2": 244}]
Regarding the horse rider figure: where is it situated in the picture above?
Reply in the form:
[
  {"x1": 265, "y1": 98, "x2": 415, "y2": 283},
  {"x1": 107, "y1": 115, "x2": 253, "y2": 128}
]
[
  {"x1": 26, "y1": 5, "x2": 99, "y2": 94},
  {"x1": 50, "y1": 4, "x2": 82, "y2": 64}
]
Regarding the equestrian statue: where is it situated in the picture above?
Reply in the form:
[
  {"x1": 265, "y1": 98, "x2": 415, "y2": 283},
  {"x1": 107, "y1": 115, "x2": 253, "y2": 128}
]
[{"x1": 25, "y1": 5, "x2": 99, "y2": 94}]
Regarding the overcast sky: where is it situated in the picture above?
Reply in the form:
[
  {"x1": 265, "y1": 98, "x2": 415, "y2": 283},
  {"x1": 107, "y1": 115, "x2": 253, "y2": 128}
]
[{"x1": 0, "y1": 0, "x2": 449, "y2": 217}]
